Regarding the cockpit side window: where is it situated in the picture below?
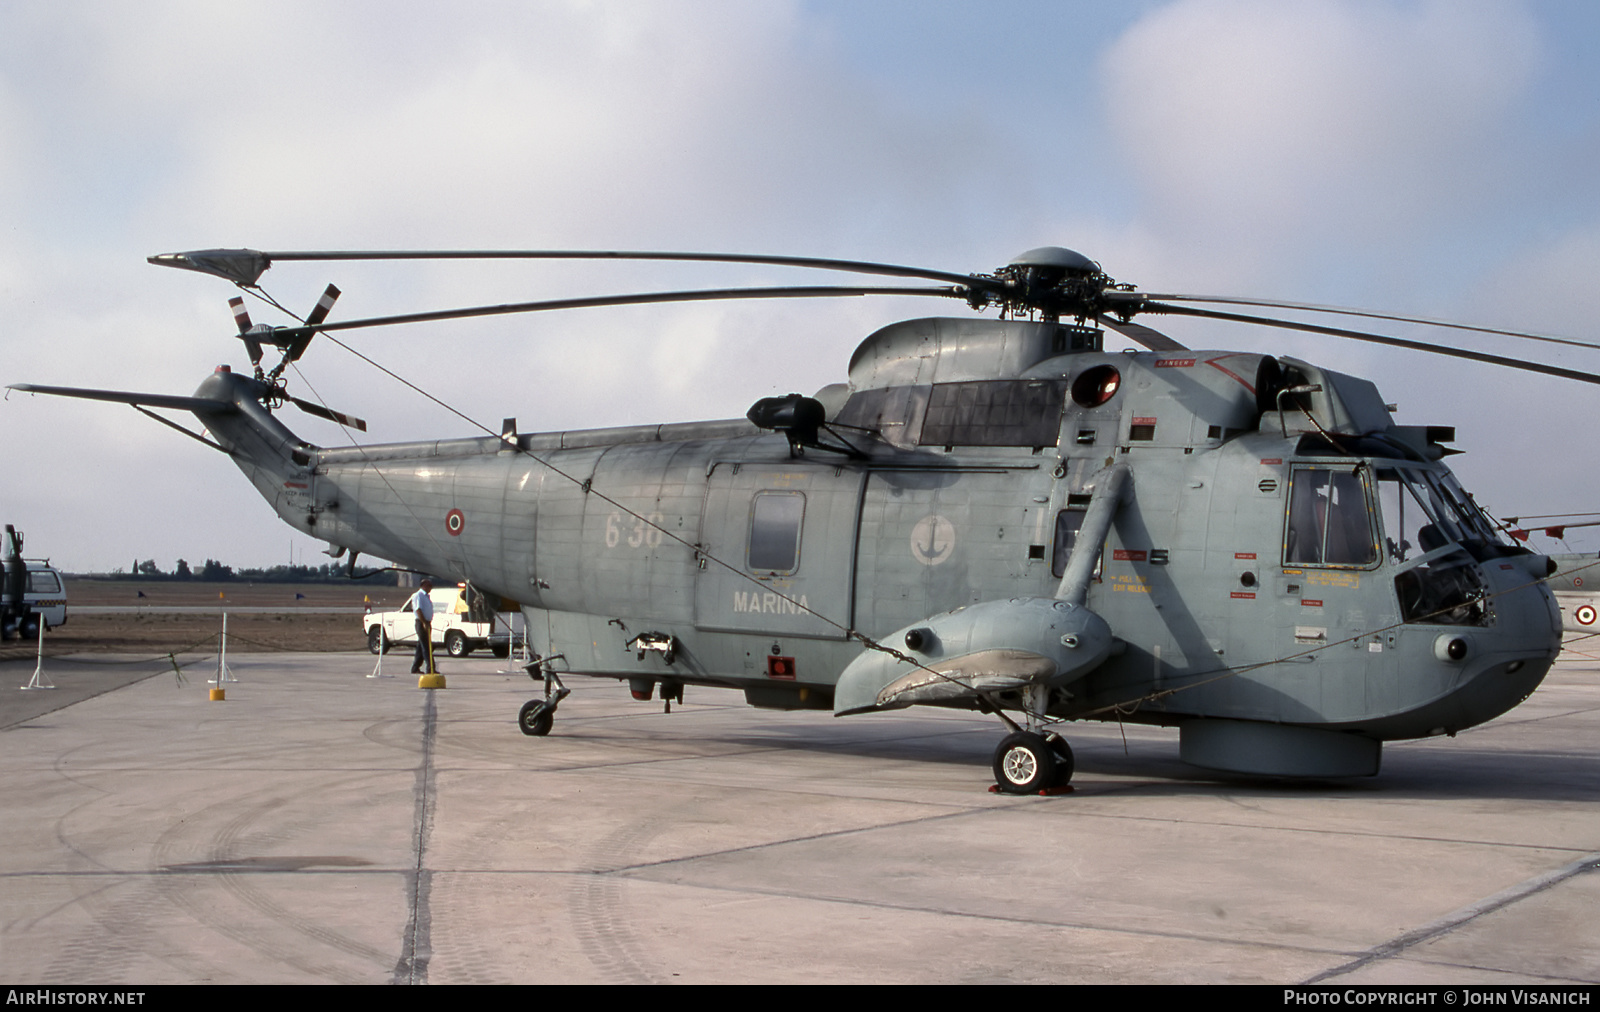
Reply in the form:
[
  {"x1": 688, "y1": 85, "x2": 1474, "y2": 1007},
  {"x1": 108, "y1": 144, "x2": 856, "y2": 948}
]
[{"x1": 1283, "y1": 467, "x2": 1377, "y2": 567}]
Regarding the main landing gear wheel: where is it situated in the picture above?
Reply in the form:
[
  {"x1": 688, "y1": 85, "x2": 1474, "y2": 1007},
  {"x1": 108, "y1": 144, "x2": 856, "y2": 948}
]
[
  {"x1": 993, "y1": 731, "x2": 1060, "y2": 794},
  {"x1": 1047, "y1": 734, "x2": 1075, "y2": 788},
  {"x1": 518, "y1": 699, "x2": 554, "y2": 736}
]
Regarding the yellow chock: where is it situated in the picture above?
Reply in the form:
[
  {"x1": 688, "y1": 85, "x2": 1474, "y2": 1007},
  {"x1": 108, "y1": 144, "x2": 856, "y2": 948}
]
[
  {"x1": 209, "y1": 687, "x2": 226, "y2": 701},
  {"x1": 418, "y1": 673, "x2": 446, "y2": 689}
]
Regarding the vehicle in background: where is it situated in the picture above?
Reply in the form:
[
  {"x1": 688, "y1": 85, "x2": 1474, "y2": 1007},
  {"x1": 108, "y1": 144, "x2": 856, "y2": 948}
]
[
  {"x1": 2, "y1": 525, "x2": 66, "y2": 640},
  {"x1": 364, "y1": 583, "x2": 507, "y2": 658}
]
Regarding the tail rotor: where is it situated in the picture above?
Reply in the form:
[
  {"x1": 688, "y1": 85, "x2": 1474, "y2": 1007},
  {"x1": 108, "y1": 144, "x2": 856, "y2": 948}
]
[{"x1": 226, "y1": 284, "x2": 365, "y2": 431}]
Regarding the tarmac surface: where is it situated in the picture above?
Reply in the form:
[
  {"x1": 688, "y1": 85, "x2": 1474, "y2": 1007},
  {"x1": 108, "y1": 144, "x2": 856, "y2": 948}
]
[{"x1": 1, "y1": 648, "x2": 1597, "y2": 985}]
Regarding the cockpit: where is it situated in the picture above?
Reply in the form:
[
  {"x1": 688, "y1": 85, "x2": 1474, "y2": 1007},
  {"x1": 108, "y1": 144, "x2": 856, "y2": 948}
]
[{"x1": 1282, "y1": 461, "x2": 1517, "y2": 627}]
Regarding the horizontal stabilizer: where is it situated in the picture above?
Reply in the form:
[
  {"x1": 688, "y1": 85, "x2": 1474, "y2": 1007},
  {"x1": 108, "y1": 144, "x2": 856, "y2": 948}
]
[{"x1": 7, "y1": 383, "x2": 236, "y2": 414}]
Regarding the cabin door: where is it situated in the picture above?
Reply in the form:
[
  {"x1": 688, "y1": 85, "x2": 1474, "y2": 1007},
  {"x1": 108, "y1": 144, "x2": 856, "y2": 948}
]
[
  {"x1": 694, "y1": 462, "x2": 863, "y2": 639},
  {"x1": 852, "y1": 467, "x2": 1054, "y2": 639}
]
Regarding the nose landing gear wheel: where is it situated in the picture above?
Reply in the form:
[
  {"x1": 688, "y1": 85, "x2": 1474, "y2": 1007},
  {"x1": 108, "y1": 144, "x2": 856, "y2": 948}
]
[
  {"x1": 518, "y1": 699, "x2": 554, "y2": 736},
  {"x1": 993, "y1": 731, "x2": 1058, "y2": 794}
]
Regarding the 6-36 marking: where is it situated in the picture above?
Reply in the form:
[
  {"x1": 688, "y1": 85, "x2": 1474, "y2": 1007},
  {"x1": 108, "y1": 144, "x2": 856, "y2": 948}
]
[{"x1": 605, "y1": 511, "x2": 665, "y2": 549}]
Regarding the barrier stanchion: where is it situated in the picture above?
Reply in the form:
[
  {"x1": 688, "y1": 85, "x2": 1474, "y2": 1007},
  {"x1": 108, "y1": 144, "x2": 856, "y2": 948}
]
[
  {"x1": 209, "y1": 611, "x2": 233, "y2": 700},
  {"x1": 21, "y1": 619, "x2": 54, "y2": 690},
  {"x1": 369, "y1": 626, "x2": 392, "y2": 679},
  {"x1": 498, "y1": 611, "x2": 528, "y2": 674}
]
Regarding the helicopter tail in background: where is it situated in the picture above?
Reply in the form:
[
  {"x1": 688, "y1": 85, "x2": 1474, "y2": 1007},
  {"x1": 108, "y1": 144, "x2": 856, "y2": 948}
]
[{"x1": 1541, "y1": 552, "x2": 1600, "y2": 635}]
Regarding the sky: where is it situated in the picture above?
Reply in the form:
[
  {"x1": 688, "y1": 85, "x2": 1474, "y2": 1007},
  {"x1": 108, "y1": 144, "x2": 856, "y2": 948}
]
[{"x1": 5, "y1": 0, "x2": 1600, "y2": 571}]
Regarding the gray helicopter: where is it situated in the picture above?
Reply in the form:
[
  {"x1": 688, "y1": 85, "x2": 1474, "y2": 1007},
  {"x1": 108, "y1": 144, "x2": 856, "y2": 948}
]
[{"x1": 11, "y1": 246, "x2": 1583, "y2": 793}]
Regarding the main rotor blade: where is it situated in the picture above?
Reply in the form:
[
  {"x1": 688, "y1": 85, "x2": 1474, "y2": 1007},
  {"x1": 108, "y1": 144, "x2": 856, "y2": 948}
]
[
  {"x1": 1115, "y1": 292, "x2": 1600, "y2": 353},
  {"x1": 151, "y1": 247, "x2": 985, "y2": 289},
  {"x1": 148, "y1": 249, "x2": 273, "y2": 286},
  {"x1": 6, "y1": 383, "x2": 236, "y2": 413},
  {"x1": 269, "y1": 284, "x2": 963, "y2": 342},
  {"x1": 1100, "y1": 318, "x2": 1188, "y2": 352},
  {"x1": 1501, "y1": 513, "x2": 1600, "y2": 523},
  {"x1": 1140, "y1": 303, "x2": 1600, "y2": 386}
]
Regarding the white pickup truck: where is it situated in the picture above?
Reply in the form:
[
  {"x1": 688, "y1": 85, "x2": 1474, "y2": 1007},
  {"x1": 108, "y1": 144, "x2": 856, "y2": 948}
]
[{"x1": 364, "y1": 584, "x2": 507, "y2": 658}]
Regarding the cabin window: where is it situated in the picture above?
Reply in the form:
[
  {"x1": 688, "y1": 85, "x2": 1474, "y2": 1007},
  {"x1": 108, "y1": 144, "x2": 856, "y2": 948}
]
[
  {"x1": 1283, "y1": 467, "x2": 1378, "y2": 567},
  {"x1": 748, "y1": 492, "x2": 805, "y2": 574},
  {"x1": 918, "y1": 380, "x2": 1066, "y2": 448},
  {"x1": 1051, "y1": 509, "x2": 1103, "y2": 580}
]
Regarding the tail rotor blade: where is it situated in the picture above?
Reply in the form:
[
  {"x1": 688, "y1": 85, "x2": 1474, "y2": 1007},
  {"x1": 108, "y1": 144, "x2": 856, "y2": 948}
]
[
  {"x1": 286, "y1": 394, "x2": 366, "y2": 432},
  {"x1": 228, "y1": 296, "x2": 264, "y2": 367},
  {"x1": 284, "y1": 284, "x2": 341, "y2": 363},
  {"x1": 228, "y1": 297, "x2": 253, "y2": 334},
  {"x1": 305, "y1": 284, "x2": 341, "y2": 328}
]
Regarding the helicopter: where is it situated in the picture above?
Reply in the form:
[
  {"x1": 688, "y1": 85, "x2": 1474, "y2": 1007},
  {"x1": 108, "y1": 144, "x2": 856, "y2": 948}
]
[
  {"x1": 9, "y1": 245, "x2": 1587, "y2": 793},
  {"x1": 1492, "y1": 516, "x2": 1600, "y2": 635}
]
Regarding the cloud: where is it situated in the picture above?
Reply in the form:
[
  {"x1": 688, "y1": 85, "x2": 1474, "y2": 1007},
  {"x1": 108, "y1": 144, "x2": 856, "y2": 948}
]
[
  {"x1": 0, "y1": 1, "x2": 1018, "y2": 568},
  {"x1": 7, "y1": 0, "x2": 1598, "y2": 567},
  {"x1": 1101, "y1": 0, "x2": 1540, "y2": 288}
]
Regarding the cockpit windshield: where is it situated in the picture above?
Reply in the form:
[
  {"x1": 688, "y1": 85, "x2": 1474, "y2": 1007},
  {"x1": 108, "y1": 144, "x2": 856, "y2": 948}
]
[
  {"x1": 1375, "y1": 465, "x2": 1498, "y2": 626},
  {"x1": 1376, "y1": 466, "x2": 1504, "y2": 563}
]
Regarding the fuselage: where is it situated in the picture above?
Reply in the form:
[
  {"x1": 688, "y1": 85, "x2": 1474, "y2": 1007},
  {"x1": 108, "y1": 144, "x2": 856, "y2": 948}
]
[{"x1": 196, "y1": 316, "x2": 1561, "y2": 749}]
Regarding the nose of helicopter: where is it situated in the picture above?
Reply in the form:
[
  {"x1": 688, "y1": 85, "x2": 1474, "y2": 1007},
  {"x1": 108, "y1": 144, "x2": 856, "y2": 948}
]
[{"x1": 1380, "y1": 564, "x2": 1560, "y2": 739}]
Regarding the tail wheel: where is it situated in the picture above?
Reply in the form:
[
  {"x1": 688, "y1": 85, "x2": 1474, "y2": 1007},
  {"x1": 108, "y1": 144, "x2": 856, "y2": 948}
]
[{"x1": 992, "y1": 731, "x2": 1057, "y2": 794}]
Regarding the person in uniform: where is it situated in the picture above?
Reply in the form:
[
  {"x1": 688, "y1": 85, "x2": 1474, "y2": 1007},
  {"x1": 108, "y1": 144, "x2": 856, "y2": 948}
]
[{"x1": 410, "y1": 578, "x2": 436, "y2": 674}]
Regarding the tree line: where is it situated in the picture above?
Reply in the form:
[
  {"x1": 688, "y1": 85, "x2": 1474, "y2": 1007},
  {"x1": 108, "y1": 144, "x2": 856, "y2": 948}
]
[{"x1": 102, "y1": 559, "x2": 401, "y2": 584}]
